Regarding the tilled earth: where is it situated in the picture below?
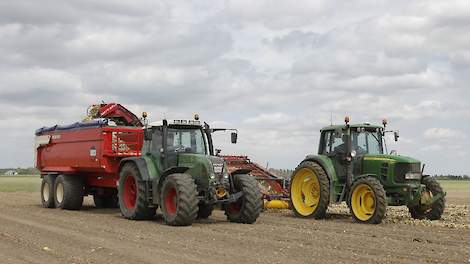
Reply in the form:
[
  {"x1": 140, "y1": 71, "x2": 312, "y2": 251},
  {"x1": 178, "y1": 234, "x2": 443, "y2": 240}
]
[{"x1": 0, "y1": 192, "x2": 469, "y2": 264}]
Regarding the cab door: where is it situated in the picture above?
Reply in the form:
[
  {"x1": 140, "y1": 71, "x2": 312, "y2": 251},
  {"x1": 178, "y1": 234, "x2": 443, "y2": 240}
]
[{"x1": 322, "y1": 130, "x2": 347, "y2": 180}]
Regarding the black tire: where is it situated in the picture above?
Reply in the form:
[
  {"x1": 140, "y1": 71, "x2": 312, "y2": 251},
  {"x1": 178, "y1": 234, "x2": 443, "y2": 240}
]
[
  {"x1": 160, "y1": 173, "x2": 198, "y2": 226},
  {"x1": 118, "y1": 163, "x2": 155, "y2": 220},
  {"x1": 94, "y1": 194, "x2": 119, "y2": 208},
  {"x1": 224, "y1": 174, "x2": 263, "y2": 224},
  {"x1": 54, "y1": 175, "x2": 84, "y2": 210},
  {"x1": 408, "y1": 176, "x2": 445, "y2": 220},
  {"x1": 197, "y1": 203, "x2": 214, "y2": 219},
  {"x1": 349, "y1": 177, "x2": 386, "y2": 224},
  {"x1": 289, "y1": 161, "x2": 330, "y2": 219},
  {"x1": 40, "y1": 175, "x2": 56, "y2": 208}
]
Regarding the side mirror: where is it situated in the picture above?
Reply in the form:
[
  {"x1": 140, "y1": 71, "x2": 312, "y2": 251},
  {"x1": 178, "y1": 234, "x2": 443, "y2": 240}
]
[
  {"x1": 394, "y1": 131, "x2": 400, "y2": 142},
  {"x1": 231, "y1": 132, "x2": 238, "y2": 144},
  {"x1": 144, "y1": 129, "x2": 153, "y2": 141}
]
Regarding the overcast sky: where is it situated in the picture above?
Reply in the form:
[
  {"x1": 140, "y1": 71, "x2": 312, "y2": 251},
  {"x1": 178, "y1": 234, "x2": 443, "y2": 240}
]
[{"x1": 0, "y1": 0, "x2": 469, "y2": 175}]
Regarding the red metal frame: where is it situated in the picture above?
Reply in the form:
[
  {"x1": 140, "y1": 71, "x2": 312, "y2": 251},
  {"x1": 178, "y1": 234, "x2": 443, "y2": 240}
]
[
  {"x1": 221, "y1": 155, "x2": 289, "y2": 199},
  {"x1": 98, "y1": 103, "x2": 143, "y2": 127}
]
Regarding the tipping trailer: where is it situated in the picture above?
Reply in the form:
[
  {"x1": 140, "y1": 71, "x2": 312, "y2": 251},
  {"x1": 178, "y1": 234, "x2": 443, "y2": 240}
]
[{"x1": 36, "y1": 119, "x2": 144, "y2": 209}]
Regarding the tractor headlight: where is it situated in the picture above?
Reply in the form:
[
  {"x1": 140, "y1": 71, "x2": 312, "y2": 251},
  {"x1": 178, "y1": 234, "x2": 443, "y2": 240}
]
[
  {"x1": 405, "y1": 172, "x2": 422, "y2": 180},
  {"x1": 351, "y1": 150, "x2": 356, "y2": 158}
]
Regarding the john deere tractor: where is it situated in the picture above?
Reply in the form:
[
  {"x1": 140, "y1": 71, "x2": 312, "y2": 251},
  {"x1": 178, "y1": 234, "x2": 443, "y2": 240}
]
[
  {"x1": 118, "y1": 116, "x2": 262, "y2": 226},
  {"x1": 290, "y1": 117, "x2": 445, "y2": 224}
]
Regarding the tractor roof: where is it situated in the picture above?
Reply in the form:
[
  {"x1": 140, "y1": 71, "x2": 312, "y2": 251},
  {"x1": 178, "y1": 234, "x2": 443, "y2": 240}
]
[
  {"x1": 320, "y1": 123, "x2": 383, "y2": 132},
  {"x1": 149, "y1": 119, "x2": 202, "y2": 127}
]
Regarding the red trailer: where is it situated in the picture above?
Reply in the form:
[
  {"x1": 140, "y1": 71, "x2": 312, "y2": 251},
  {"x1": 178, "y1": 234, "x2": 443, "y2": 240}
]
[{"x1": 36, "y1": 104, "x2": 145, "y2": 209}]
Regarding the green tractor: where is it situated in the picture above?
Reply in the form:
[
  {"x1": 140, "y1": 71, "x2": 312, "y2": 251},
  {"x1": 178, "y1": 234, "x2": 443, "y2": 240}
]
[
  {"x1": 118, "y1": 116, "x2": 263, "y2": 226},
  {"x1": 290, "y1": 117, "x2": 445, "y2": 224}
]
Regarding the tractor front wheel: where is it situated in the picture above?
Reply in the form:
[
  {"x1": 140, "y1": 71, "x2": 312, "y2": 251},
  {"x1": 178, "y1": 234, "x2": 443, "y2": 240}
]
[
  {"x1": 160, "y1": 174, "x2": 198, "y2": 226},
  {"x1": 408, "y1": 176, "x2": 445, "y2": 220},
  {"x1": 349, "y1": 177, "x2": 386, "y2": 224},
  {"x1": 224, "y1": 174, "x2": 262, "y2": 224},
  {"x1": 118, "y1": 163, "x2": 155, "y2": 220},
  {"x1": 290, "y1": 161, "x2": 330, "y2": 219}
]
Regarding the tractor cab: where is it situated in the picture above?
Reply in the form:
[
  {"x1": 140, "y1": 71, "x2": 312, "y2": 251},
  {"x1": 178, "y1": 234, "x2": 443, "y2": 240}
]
[
  {"x1": 320, "y1": 124, "x2": 384, "y2": 157},
  {"x1": 143, "y1": 118, "x2": 233, "y2": 200}
]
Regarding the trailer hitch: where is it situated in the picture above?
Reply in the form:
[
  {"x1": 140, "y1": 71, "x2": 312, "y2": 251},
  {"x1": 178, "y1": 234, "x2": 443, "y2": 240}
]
[{"x1": 215, "y1": 191, "x2": 244, "y2": 204}]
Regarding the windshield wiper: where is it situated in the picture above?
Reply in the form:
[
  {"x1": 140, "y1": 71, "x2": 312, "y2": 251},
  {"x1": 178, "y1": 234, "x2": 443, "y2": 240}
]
[{"x1": 369, "y1": 132, "x2": 381, "y2": 145}]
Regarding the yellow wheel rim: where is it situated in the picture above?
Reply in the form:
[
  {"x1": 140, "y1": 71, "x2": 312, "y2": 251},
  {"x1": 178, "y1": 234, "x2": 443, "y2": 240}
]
[
  {"x1": 351, "y1": 183, "x2": 376, "y2": 221},
  {"x1": 291, "y1": 168, "x2": 321, "y2": 216}
]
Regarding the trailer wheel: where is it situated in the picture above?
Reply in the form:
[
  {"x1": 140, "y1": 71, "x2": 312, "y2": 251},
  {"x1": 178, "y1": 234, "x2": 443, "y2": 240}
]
[
  {"x1": 224, "y1": 174, "x2": 263, "y2": 224},
  {"x1": 40, "y1": 175, "x2": 56, "y2": 208},
  {"x1": 94, "y1": 194, "x2": 119, "y2": 208},
  {"x1": 118, "y1": 163, "x2": 155, "y2": 220},
  {"x1": 160, "y1": 173, "x2": 198, "y2": 226},
  {"x1": 54, "y1": 175, "x2": 84, "y2": 210}
]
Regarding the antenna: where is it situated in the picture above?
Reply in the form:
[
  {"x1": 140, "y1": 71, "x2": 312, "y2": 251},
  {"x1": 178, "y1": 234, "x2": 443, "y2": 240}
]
[{"x1": 330, "y1": 112, "x2": 333, "y2": 126}]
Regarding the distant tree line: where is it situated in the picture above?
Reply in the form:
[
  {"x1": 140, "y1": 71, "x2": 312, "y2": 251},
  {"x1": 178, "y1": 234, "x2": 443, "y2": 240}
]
[
  {"x1": 432, "y1": 174, "x2": 470, "y2": 180},
  {"x1": 0, "y1": 167, "x2": 40, "y2": 175},
  {"x1": 268, "y1": 168, "x2": 294, "y2": 179}
]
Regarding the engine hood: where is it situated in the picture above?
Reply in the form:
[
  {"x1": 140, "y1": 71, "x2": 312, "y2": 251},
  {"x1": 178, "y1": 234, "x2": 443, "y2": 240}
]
[{"x1": 363, "y1": 154, "x2": 420, "y2": 164}]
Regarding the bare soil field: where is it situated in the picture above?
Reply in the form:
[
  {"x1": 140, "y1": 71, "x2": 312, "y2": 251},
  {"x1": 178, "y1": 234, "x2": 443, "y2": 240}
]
[{"x1": 0, "y1": 179, "x2": 469, "y2": 264}]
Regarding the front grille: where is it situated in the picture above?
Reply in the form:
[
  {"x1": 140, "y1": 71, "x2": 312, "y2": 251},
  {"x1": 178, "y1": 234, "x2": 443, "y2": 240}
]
[{"x1": 395, "y1": 162, "x2": 421, "y2": 183}]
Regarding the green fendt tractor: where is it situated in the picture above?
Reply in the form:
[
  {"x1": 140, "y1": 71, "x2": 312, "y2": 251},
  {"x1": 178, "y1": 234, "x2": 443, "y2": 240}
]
[
  {"x1": 118, "y1": 115, "x2": 262, "y2": 226},
  {"x1": 290, "y1": 117, "x2": 445, "y2": 224}
]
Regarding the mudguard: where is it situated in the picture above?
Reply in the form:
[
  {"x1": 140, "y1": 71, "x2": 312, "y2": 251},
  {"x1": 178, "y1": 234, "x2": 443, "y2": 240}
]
[
  {"x1": 119, "y1": 157, "x2": 151, "y2": 181},
  {"x1": 303, "y1": 155, "x2": 338, "y2": 183},
  {"x1": 302, "y1": 155, "x2": 338, "y2": 203}
]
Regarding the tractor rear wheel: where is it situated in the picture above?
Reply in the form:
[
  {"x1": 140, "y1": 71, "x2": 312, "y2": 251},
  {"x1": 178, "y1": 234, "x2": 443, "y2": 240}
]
[
  {"x1": 224, "y1": 174, "x2": 262, "y2": 224},
  {"x1": 160, "y1": 174, "x2": 198, "y2": 226},
  {"x1": 94, "y1": 193, "x2": 119, "y2": 208},
  {"x1": 54, "y1": 175, "x2": 84, "y2": 210},
  {"x1": 118, "y1": 163, "x2": 155, "y2": 220},
  {"x1": 40, "y1": 175, "x2": 56, "y2": 208},
  {"x1": 408, "y1": 176, "x2": 445, "y2": 220},
  {"x1": 197, "y1": 203, "x2": 214, "y2": 219},
  {"x1": 290, "y1": 161, "x2": 330, "y2": 219},
  {"x1": 349, "y1": 177, "x2": 386, "y2": 224}
]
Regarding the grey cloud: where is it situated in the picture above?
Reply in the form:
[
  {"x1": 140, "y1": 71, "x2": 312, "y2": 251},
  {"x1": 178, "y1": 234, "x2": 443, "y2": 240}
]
[{"x1": 0, "y1": 0, "x2": 469, "y2": 175}]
